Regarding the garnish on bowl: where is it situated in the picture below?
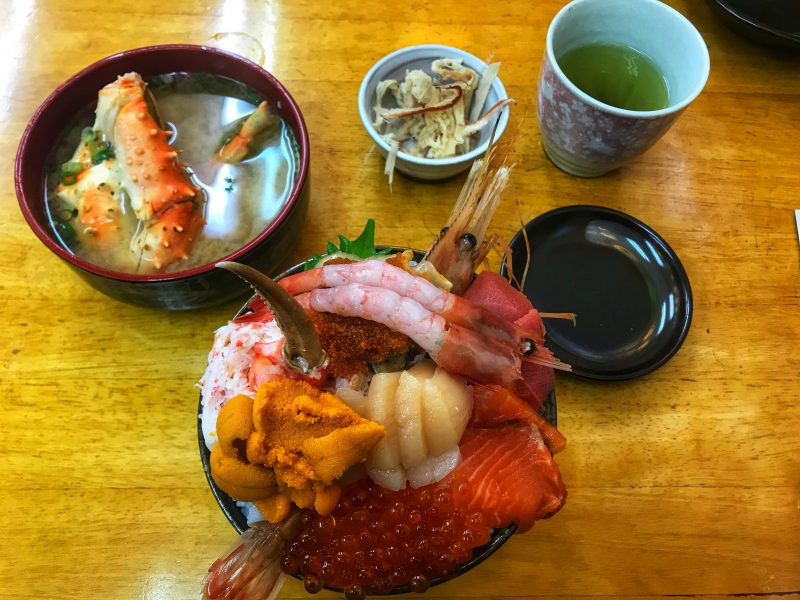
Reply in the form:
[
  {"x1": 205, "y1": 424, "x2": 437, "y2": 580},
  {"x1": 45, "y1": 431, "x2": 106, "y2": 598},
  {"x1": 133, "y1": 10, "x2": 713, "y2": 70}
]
[{"x1": 199, "y1": 147, "x2": 569, "y2": 599}]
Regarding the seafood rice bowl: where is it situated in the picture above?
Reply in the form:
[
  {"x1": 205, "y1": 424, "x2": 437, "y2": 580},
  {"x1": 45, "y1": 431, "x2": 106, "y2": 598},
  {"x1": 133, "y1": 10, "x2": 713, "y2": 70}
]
[{"x1": 198, "y1": 149, "x2": 570, "y2": 599}]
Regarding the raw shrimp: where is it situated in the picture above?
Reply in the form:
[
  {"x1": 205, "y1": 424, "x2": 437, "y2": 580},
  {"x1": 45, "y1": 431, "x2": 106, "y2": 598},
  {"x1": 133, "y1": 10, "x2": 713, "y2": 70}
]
[
  {"x1": 279, "y1": 258, "x2": 546, "y2": 351},
  {"x1": 202, "y1": 512, "x2": 301, "y2": 600},
  {"x1": 307, "y1": 282, "x2": 568, "y2": 385},
  {"x1": 422, "y1": 145, "x2": 511, "y2": 294}
]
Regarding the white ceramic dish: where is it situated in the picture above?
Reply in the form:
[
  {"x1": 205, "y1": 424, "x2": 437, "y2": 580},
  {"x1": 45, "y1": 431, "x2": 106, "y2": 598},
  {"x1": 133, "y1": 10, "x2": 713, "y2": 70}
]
[{"x1": 358, "y1": 44, "x2": 510, "y2": 181}]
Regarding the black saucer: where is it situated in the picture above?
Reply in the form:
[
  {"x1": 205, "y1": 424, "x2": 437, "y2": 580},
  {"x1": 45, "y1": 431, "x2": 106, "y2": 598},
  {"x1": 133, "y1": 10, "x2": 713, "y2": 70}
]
[
  {"x1": 502, "y1": 206, "x2": 692, "y2": 381},
  {"x1": 708, "y1": 0, "x2": 800, "y2": 50}
]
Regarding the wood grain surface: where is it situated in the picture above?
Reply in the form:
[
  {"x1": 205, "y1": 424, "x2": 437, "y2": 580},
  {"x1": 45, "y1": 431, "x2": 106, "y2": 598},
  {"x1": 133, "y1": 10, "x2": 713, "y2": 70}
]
[{"x1": 1, "y1": 1, "x2": 798, "y2": 599}]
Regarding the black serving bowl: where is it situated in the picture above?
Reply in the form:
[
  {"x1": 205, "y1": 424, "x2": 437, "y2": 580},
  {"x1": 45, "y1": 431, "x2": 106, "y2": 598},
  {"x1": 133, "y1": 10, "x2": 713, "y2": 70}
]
[
  {"x1": 15, "y1": 44, "x2": 310, "y2": 310},
  {"x1": 198, "y1": 251, "x2": 558, "y2": 594}
]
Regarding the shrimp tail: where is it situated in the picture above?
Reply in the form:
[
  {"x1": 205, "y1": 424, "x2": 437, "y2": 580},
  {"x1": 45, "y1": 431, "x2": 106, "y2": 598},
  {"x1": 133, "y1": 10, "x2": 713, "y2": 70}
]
[{"x1": 202, "y1": 513, "x2": 301, "y2": 600}]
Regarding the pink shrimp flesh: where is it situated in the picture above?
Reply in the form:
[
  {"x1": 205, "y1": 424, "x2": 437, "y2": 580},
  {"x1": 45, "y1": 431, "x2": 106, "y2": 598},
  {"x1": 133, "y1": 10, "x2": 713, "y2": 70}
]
[
  {"x1": 279, "y1": 259, "x2": 546, "y2": 351},
  {"x1": 307, "y1": 283, "x2": 566, "y2": 385}
]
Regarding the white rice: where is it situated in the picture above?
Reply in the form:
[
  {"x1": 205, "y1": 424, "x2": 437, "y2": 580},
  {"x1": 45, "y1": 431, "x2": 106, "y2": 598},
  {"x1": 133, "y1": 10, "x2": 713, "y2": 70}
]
[{"x1": 237, "y1": 501, "x2": 266, "y2": 526}]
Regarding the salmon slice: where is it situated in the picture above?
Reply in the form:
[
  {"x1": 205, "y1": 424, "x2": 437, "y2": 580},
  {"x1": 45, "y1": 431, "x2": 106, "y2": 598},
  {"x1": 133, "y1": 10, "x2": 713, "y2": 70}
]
[
  {"x1": 444, "y1": 424, "x2": 566, "y2": 533},
  {"x1": 470, "y1": 385, "x2": 566, "y2": 454}
]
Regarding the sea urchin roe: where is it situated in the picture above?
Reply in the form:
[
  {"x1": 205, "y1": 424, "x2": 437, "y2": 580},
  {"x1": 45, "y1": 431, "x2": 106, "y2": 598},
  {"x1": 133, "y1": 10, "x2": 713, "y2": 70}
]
[
  {"x1": 247, "y1": 380, "x2": 384, "y2": 497},
  {"x1": 308, "y1": 310, "x2": 418, "y2": 378},
  {"x1": 209, "y1": 394, "x2": 277, "y2": 502},
  {"x1": 281, "y1": 478, "x2": 490, "y2": 594},
  {"x1": 211, "y1": 379, "x2": 385, "y2": 521}
]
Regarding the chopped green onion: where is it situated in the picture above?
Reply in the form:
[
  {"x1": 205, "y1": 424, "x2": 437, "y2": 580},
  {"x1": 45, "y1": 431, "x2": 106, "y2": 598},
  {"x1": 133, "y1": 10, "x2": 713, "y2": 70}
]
[
  {"x1": 57, "y1": 208, "x2": 76, "y2": 221},
  {"x1": 91, "y1": 147, "x2": 114, "y2": 164},
  {"x1": 61, "y1": 161, "x2": 83, "y2": 176},
  {"x1": 55, "y1": 221, "x2": 75, "y2": 241},
  {"x1": 85, "y1": 137, "x2": 114, "y2": 164},
  {"x1": 59, "y1": 161, "x2": 83, "y2": 185},
  {"x1": 80, "y1": 127, "x2": 96, "y2": 144}
]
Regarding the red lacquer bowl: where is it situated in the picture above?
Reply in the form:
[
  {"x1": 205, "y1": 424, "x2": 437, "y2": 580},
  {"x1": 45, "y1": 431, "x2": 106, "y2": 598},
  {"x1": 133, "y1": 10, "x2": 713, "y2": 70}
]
[{"x1": 15, "y1": 44, "x2": 310, "y2": 310}]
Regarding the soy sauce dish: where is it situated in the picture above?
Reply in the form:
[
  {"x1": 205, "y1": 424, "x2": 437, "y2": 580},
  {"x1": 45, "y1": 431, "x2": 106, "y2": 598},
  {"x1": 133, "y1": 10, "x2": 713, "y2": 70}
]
[
  {"x1": 502, "y1": 205, "x2": 692, "y2": 380},
  {"x1": 708, "y1": 0, "x2": 800, "y2": 50},
  {"x1": 15, "y1": 44, "x2": 310, "y2": 310}
]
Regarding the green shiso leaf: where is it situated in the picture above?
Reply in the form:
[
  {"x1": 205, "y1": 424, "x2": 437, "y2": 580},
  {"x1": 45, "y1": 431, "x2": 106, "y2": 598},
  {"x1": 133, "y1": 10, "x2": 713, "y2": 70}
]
[
  {"x1": 347, "y1": 219, "x2": 377, "y2": 257},
  {"x1": 303, "y1": 219, "x2": 390, "y2": 270}
]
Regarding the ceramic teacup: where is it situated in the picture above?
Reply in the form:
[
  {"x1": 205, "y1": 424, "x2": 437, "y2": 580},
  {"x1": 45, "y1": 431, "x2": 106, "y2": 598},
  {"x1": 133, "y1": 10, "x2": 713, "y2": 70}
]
[{"x1": 537, "y1": 0, "x2": 710, "y2": 177}]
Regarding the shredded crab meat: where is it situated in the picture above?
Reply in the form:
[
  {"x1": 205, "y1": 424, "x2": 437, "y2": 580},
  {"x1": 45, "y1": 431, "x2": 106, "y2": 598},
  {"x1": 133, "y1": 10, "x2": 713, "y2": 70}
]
[
  {"x1": 372, "y1": 58, "x2": 512, "y2": 179},
  {"x1": 198, "y1": 319, "x2": 284, "y2": 450}
]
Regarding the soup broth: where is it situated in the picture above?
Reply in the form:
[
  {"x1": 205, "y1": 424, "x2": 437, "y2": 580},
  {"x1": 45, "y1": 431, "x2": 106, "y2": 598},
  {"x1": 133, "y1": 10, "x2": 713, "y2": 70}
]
[{"x1": 45, "y1": 73, "x2": 299, "y2": 274}]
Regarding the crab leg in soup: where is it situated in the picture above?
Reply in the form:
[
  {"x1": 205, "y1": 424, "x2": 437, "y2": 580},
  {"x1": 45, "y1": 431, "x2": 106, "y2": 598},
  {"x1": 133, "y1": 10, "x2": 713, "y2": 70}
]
[
  {"x1": 218, "y1": 100, "x2": 279, "y2": 164},
  {"x1": 54, "y1": 72, "x2": 205, "y2": 272}
]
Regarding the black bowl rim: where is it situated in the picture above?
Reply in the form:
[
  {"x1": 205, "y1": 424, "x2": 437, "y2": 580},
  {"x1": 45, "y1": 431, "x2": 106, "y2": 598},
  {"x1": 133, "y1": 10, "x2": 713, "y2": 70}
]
[
  {"x1": 707, "y1": 0, "x2": 800, "y2": 48},
  {"x1": 198, "y1": 249, "x2": 558, "y2": 593},
  {"x1": 500, "y1": 204, "x2": 693, "y2": 381},
  {"x1": 15, "y1": 43, "x2": 310, "y2": 283}
]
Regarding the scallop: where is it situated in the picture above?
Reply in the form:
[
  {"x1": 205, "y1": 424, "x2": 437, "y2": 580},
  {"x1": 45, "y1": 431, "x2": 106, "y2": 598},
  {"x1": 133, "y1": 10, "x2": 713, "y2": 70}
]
[
  {"x1": 395, "y1": 370, "x2": 429, "y2": 469},
  {"x1": 366, "y1": 372, "x2": 402, "y2": 470},
  {"x1": 367, "y1": 464, "x2": 408, "y2": 491},
  {"x1": 422, "y1": 377, "x2": 460, "y2": 456},
  {"x1": 364, "y1": 360, "x2": 473, "y2": 489},
  {"x1": 336, "y1": 387, "x2": 370, "y2": 415},
  {"x1": 432, "y1": 367, "x2": 472, "y2": 433},
  {"x1": 407, "y1": 446, "x2": 461, "y2": 488}
]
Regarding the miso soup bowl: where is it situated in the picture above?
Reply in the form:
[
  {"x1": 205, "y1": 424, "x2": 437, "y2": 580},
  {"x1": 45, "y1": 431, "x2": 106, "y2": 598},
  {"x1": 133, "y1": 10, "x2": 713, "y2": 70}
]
[{"x1": 15, "y1": 44, "x2": 310, "y2": 310}]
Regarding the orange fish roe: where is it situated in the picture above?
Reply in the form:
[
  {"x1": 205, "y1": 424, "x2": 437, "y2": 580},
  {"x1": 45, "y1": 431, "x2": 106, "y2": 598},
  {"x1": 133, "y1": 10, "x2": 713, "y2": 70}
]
[
  {"x1": 308, "y1": 310, "x2": 418, "y2": 378},
  {"x1": 281, "y1": 478, "x2": 490, "y2": 598}
]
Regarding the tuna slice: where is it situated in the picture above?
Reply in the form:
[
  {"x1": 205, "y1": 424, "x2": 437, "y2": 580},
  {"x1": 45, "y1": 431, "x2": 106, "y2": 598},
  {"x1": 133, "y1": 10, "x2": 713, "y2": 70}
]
[
  {"x1": 463, "y1": 272, "x2": 555, "y2": 409},
  {"x1": 469, "y1": 385, "x2": 566, "y2": 454},
  {"x1": 443, "y1": 424, "x2": 567, "y2": 533},
  {"x1": 513, "y1": 362, "x2": 555, "y2": 410},
  {"x1": 464, "y1": 271, "x2": 534, "y2": 322}
]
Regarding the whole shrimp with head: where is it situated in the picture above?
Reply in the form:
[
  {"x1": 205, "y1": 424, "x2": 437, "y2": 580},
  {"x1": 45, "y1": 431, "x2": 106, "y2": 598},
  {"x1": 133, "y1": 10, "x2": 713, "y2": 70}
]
[{"x1": 199, "y1": 143, "x2": 569, "y2": 599}]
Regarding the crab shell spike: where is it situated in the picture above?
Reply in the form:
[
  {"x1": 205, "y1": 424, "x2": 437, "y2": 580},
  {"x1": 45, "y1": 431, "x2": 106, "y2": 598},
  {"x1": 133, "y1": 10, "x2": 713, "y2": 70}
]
[{"x1": 216, "y1": 261, "x2": 328, "y2": 376}]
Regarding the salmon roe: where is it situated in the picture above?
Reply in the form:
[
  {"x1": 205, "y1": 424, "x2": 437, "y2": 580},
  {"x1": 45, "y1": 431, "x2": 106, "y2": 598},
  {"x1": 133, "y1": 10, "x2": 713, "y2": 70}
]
[{"x1": 281, "y1": 478, "x2": 490, "y2": 598}]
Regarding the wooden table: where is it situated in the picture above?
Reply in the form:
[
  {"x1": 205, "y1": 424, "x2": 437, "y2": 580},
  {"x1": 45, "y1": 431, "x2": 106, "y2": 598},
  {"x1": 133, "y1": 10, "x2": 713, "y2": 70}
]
[{"x1": 2, "y1": 1, "x2": 798, "y2": 598}]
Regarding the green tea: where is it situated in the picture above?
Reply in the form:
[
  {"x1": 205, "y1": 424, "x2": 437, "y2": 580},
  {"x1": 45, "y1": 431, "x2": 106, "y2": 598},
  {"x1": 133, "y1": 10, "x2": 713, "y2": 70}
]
[{"x1": 557, "y1": 43, "x2": 669, "y2": 111}]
